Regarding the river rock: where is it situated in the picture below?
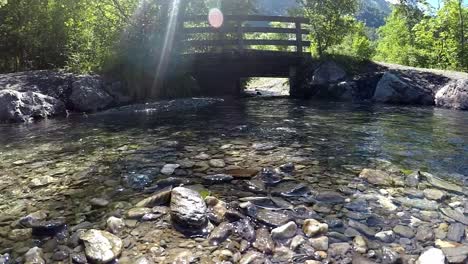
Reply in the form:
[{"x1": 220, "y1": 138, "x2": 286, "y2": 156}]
[
  {"x1": 375, "y1": 230, "x2": 396, "y2": 243},
  {"x1": 70, "y1": 75, "x2": 113, "y2": 112},
  {"x1": 353, "y1": 235, "x2": 367, "y2": 254},
  {"x1": 303, "y1": 219, "x2": 328, "y2": 237},
  {"x1": 31, "y1": 219, "x2": 66, "y2": 237},
  {"x1": 127, "y1": 208, "x2": 152, "y2": 219},
  {"x1": 90, "y1": 198, "x2": 109, "y2": 207},
  {"x1": 310, "y1": 236, "x2": 329, "y2": 251},
  {"x1": 0, "y1": 89, "x2": 65, "y2": 123},
  {"x1": 235, "y1": 219, "x2": 256, "y2": 242},
  {"x1": 239, "y1": 251, "x2": 264, "y2": 264},
  {"x1": 359, "y1": 169, "x2": 394, "y2": 186},
  {"x1": 396, "y1": 197, "x2": 439, "y2": 210},
  {"x1": 415, "y1": 225, "x2": 434, "y2": 242},
  {"x1": 393, "y1": 225, "x2": 415, "y2": 239},
  {"x1": 311, "y1": 61, "x2": 346, "y2": 85},
  {"x1": 209, "y1": 222, "x2": 233, "y2": 245},
  {"x1": 373, "y1": 72, "x2": 434, "y2": 105},
  {"x1": 24, "y1": 247, "x2": 45, "y2": 264},
  {"x1": 328, "y1": 242, "x2": 351, "y2": 257},
  {"x1": 80, "y1": 229, "x2": 123, "y2": 263},
  {"x1": 170, "y1": 187, "x2": 208, "y2": 234},
  {"x1": 253, "y1": 228, "x2": 275, "y2": 254},
  {"x1": 417, "y1": 248, "x2": 445, "y2": 264},
  {"x1": 203, "y1": 174, "x2": 233, "y2": 184},
  {"x1": 420, "y1": 172, "x2": 464, "y2": 194},
  {"x1": 161, "y1": 164, "x2": 180, "y2": 175},
  {"x1": 19, "y1": 211, "x2": 48, "y2": 227},
  {"x1": 446, "y1": 223, "x2": 465, "y2": 242},
  {"x1": 106, "y1": 217, "x2": 124, "y2": 234},
  {"x1": 271, "y1": 221, "x2": 297, "y2": 240},
  {"x1": 382, "y1": 246, "x2": 400, "y2": 264},
  {"x1": 348, "y1": 220, "x2": 376, "y2": 237},
  {"x1": 440, "y1": 208, "x2": 468, "y2": 225},
  {"x1": 441, "y1": 245, "x2": 468, "y2": 263},
  {"x1": 435, "y1": 79, "x2": 468, "y2": 110},
  {"x1": 255, "y1": 209, "x2": 290, "y2": 227},
  {"x1": 209, "y1": 159, "x2": 226, "y2": 168},
  {"x1": 423, "y1": 189, "x2": 446, "y2": 201},
  {"x1": 135, "y1": 186, "x2": 172, "y2": 207}
]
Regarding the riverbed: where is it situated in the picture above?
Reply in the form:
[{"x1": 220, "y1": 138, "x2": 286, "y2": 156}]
[{"x1": 0, "y1": 98, "x2": 467, "y2": 263}]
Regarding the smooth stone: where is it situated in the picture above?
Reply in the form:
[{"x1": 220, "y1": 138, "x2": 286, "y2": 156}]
[
  {"x1": 239, "y1": 251, "x2": 264, "y2": 264},
  {"x1": 314, "y1": 191, "x2": 345, "y2": 204},
  {"x1": 272, "y1": 181, "x2": 311, "y2": 197},
  {"x1": 253, "y1": 228, "x2": 275, "y2": 254},
  {"x1": 353, "y1": 236, "x2": 367, "y2": 254},
  {"x1": 415, "y1": 226, "x2": 434, "y2": 242},
  {"x1": 205, "y1": 196, "x2": 227, "y2": 223},
  {"x1": 271, "y1": 221, "x2": 297, "y2": 240},
  {"x1": 90, "y1": 198, "x2": 110, "y2": 207},
  {"x1": 345, "y1": 199, "x2": 369, "y2": 212},
  {"x1": 106, "y1": 217, "x2": 124, "y2": 234},
  {"x1": 136, "y1": 186, "x2": 172, "y2": 207},
  {"x1": 127, "y1": 208, "x2": 152, "y2": 219},
  {"x1": 310, "y1": 236, "x2": 329, "y2": 251},
  {"x1": 352, "y1": 255, "x2": 377, "y2": 264},
  {"x1": 208, "y1": 159, "x2": 226, "y2": 168},
  {"x1": 348, "y1": 220, "x2": 376, "y2": 237},
  {"x1": 328, "y1": 243, "x2": 351, "y2": 258},
  {"x1": 440, "y1": 208, "x2": 468, "y2": 225},
  {"x1": 423, "y1": 189, "x2": 446, "y2": 201},
  {"x1": 279, "y1": 163, "x2": 295, "y2": 173},
  {"x1": 170, "y1": 187, "x2": 208, "y2": 235},
  {"x1": 396, "y1": 197, "x2": 439, "y2": 210},
  {"x1": 8, "y1": 229, "x2": 32, "y2": 241},
  {"x1": 393, "y1": 225, "x2": 415, "y2": 239},
  {"x1": 209, "y1": 222, "x2": 233, "y2": 246},
  {"x1": 234, "y1": 219, "x2": 256, "y2": 242},
  {"x1": 290, "y1": 235, "x2": 305, "y2": 250},
  {"x1": 375, "y1": 231, "x2": 396, "y2": 243},
  {"x1": 161, "y1": 164, "x2": 180, "y2": 175},
  {"x1": 255, "y1": 209, "x2": 289, "y2": 227},
  {"x1": 303, "y1": 219, "x2": 328, "y2": 237},
  {"x1": 405, "y1": 172, "x2": 420, "y2": 187},
  {"x1": 417, "y1": 248, "x2": 445, "y2": 264},
  {"x1": 441, "y1": 246, "x2": 468, "y2": 263},
  {"x1": 359, "y1": 169, "x2": 394, "y2": 186},
  {"x1": 252, "y1": 142, "x2": 277, "y2": 151},
  {"x1": 80, "y1": 229, "x2": 123, "y2": 263},
  {"x1": 24, "y1": 247, "x2": 45, "y2": 264},
  {"x1": 421, "y1": 172, "x2": 464, "y2": 194},
  {"x1": 382, "y1": 246, "x2": 400, "y2": 264},
  {"x1": 446, "y1": 223, "x2": 465, "y2": 242},
  {"x1": 19, "y1": 211, "x2": 48, "y2": 227},
  {"x1": 378, "y1": 196, "x2": 398, "y2": 212}
]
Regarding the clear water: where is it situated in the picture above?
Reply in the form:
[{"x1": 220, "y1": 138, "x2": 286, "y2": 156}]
[{"x1": 0, "y1": 98, "x2": 467, "y2": 259}]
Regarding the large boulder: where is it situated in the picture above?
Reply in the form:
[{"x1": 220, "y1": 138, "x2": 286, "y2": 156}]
[
  {"x1": 70, "y1": 76, "x2": 113, "y2": 112},
  {"x1": 435, "y1": 79, "x2": 468, "y2": 110},
  {"x1": 373, "y1": 72, "x2": 434, "y2": 105},
  {"x1": 0, "y1": 90, "x2": 65, "y2": 123},
  {"x1": 311, "y1": 61, "x2": 347, "y2": 85},
  {"x1": 170, "y1": 187, "x2": 208, "y2": 236}
]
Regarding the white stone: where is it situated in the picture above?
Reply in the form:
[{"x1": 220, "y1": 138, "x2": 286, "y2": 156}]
[
  {"x1": 417, "y1": 248, "x2": 445, "y2": 264},
  {"x1": 161, "y1": 164, "x2": 180, "y2": 175}
]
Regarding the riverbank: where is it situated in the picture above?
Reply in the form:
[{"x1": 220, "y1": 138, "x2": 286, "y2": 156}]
[{"x1": 0, "y1": 61, "x2": 467, "y2": 123}]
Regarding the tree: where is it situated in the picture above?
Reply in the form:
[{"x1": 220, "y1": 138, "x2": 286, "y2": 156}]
[
  {"x1": 298, "y1": 0, "x2": 359, "y2": 57},
  {"x1": 330, "y1": 21, "x2": 375, "y2": 60}
]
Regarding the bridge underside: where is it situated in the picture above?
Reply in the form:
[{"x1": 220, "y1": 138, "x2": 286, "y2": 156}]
[{"x1": 176, "y1": 51, "x2": 311, "y2": 97}]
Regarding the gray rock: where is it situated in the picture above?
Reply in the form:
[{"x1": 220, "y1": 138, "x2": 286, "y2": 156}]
[
  {"x1": 170, "y1": 187, "x2": 208, "y2": 235},
  {"x1": 31, "y1": 219, "x2": 67, "y2": 237},
  {"x1": 310, "y1": 236, "x2": 329, "y2": 251},
  {"x1": 90, "y1": 198, "x2": 109, "y2": 207},
  {"x1": 209, "y1": 222, "x2": 233, "y2": 245},
  {"x1": 405, "y1": 172, "x2": 420, "y2": 187},
  {"x1": 393, "y1": 225, "x2": 415, "y2": 239},
  {"x1": 303, "y1": 219, "x2": 328, "y2": 237},
  {"x1": 106, "y1": 217, "x2": 124, "y2": 234},
  {"x1": 440, "y1": 207, "x2": 468, "y2": 225},
  {"x1": 348, "y1": 220, "x2": 376, "y2": 237},
  {"x1": 135, "y1": 186, "x2": 172, "y2": 207},
  {"x1": 127, "y1": 208, "x2": 152, "y2": 219},
  {"x1": 435, "y1": 79, "x2": 468, "y2": 110},
  {"x1": 271, "y1": 221, "x2": 297, "y2": 240},
  {"x1": 353, "y1": 235, "x2": 368, "y2": 254},
  {"x1": 70, "y1": 75, "x2": 113, "y2": 112},
  {"x1": 315, "y1": 191, "x2": 346, "y2": 204},
  {"x1": 234, "y1": 219, "x2": 256, "y2": 242},
  {"x1": 359, "y1": 169, "x2": 394, "y2": 186},
  {"x1": 396, "y1": 197, "x2": 439, "y2": 210},
  {"x1": 373, "y1": 72, "x2": 434, "y2": 105},
  {"x1": 0, "y1": 89, "x2": 65, "y2": 123},
  {"x1": 239, "y1": 251, "x2": 264, "y2": 264},
  {"x1": 441, "y1": 246, "x2": 468, "y2": 263},
  {"x1": 208, "y1": 159, "x2": 226, "y2": 168},
  {"x1": 375, "y1": 230, "x2": 396, "y2": 243},
  {"x1": 203, "y1": 174, "x2": 234, "y2": 184},
  {"x1": 328, "y1": 243, "x2": 351, "y2": 258},
  {"x1": 446, "y1": 223, "x2": 465, "y2": 242},
  {"x1": 415, "y1": 226, "x2": 434, "y2": 242},
  {"x1": 423, "y1": 189, "x2": 446, "y2": 201},
  {"x1": 253, "y1": 228, "x2": 275, "y2": 254},
  {"x1": 382, "y1": 246, "x2": 400, "y2": 264},
  {"x1": 161, "y1": 164, "x2": 180, "y2": 175},
  {"x1": 312, "y1": 61, "x2": 346, "y2": 85},
  {"x1": 24, "y1": 247, "x2": 45, "y2": 264},
  {"x1": 420, "y1": 172, "x2": 464, "y2": 194},
  {"x1": 255, "y1": 209, "x2": 290, "y2": 227},
  {"x1": 79, "y1": 229, "x2": 123, "y2": 263}
]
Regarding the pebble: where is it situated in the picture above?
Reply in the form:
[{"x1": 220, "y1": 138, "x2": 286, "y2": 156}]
[
  {"x1": 423, "y1": 189, "x2": 446, "y2": 201},
  {"x1": 328, "y1": 243, "x2": 351, "y2": 258},
  {"x1": 310, "y1": 236, "x2": 329, "y2": 251},
  {"x1": 393, "y1": 225, "x2": 415, "y2": 238},
  {"x1": 353, "y1": 235, "x2": 367, "y2": 254},
  {"x1": 446, "y1": 223, "x2": 465, "y2": 242},
  {"x1": 415, "y1": 225, "x2": 434, "y2": 242},
  {"x1": 417, "y1": 248, "x2": 445, "y2": 264},
  {"x1": 375, "y1": 230, "x2": 396, "y2": 243},
  {"x1": 303, "y1": 219, "x2": 328, "y2": 237},
  {"x1": 24, "y1": 247, "x2": 45, "y2": 264},
  {"x1": 79, "y1": 229, "x2": 123, "y2": 263},
  {"x1": 127, "y1": 208, "x2": 152, "y2": 219},
  {"x1": 271, "y1": 221, "x2": 297, "y2": 240},
  {"x1": 208, "y1": 159, "x2": 226, "y2": 168},
  {"x1": 253, "y1": 228, "x2": 275, "y2": 254},
  {"x1": 90, "y1": 198, "x2": 110, "y2": 207},
  {"x1": 161, "y1": 164, "x2": 180, "y2": 175}
]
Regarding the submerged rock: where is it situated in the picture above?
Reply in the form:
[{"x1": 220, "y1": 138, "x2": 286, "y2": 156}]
[
  {"x1": 420, "y1": 172, "x2": 464, "y2": 194},
  {"x1": 271, "y1": 221, "x2": 298, "y2": 240},
  {"x1": 136, "y1": 186, "x2": 172, "y2": 207},
  {"x1": 303, "y1": 219, "x2": 328, "y2": 237},
  {"x1": 440, "y1": 208, "x2": 468, "y2": 225},
  {"x1": 161, "y1": 164, "x2": 180, "y2": 176},
  {"x1": 80, "y1": 229, "x2": 123, "y2": 263},
  {"x1": 24, "y1": 247, "x2": 45, "y2": 264},
  {"x1": 253, "y1": 228, "x2": 275, "y2": 254},
  {"x1": 31, "y1": 219, "x2": 67, "y2": 237},
  {"x1": 170, "y1": 187, "x2": 208, "y2": 235},
  {"x1": 255, "y1": 209, "x2": 290, "y2": 227},
  {"x1": 417, "y1": 248, "x2": 445, "y2": 264},
  {"x1": 209, "y1": 222, "x2": 233, "y2": 245},
  {"x1": 359, "y1": 169, "x2": 395, "y2": 186},
  {"x1": 441, "y1": 245, "x2": 468, "y2": 263}
]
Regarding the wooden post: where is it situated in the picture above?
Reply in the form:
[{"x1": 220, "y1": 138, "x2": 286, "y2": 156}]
[
  {"x1": 237, "y1": 19, "x2": 244, "y2": 52},
  {"x1": 295, "y1": 21, "x2": 303, "y2": 54}
]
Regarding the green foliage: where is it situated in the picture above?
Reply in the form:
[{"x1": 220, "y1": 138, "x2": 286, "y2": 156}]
[
  {"x1": 374, "y1": 0, "x2": 468, "y2": 71},
  {"x1": 299, "y1": 0, "x2": 359, "y2": 57},
  {"x1": 330, "y1": 21, "x2": 375, "y2": 61}
]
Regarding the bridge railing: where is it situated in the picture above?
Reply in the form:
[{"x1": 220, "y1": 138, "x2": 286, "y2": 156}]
[{"x1": 180, "y1": 15, "x2": 311, "y2": 54}]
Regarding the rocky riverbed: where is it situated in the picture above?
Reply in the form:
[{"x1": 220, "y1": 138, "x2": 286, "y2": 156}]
[{"x1": 1, "y1": 140, "x2": 467, "y2": 264}]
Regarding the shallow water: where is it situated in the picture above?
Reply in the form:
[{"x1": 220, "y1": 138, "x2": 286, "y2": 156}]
[{"x1": 0, "y1": 98, "x2": 467, "y2": 262}]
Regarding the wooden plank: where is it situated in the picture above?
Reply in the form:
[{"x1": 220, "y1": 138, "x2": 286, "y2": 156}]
[
  {"x1": 183, "y1": 26, "x2": 309, "y2": 35},
  {"x1": 184, "y1": 39, "x2": 311, "y2": 47},
  {"x1": 295, "y1": 21, "x2": 303, "y2": 54},
  {"x1": 184, "y1": 15, "x2": 309, "y2": 24}
]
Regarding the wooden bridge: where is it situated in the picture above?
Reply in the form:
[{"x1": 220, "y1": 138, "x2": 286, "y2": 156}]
[{"x1": 173, "y1": 14, "x2": 313, "y2": 96}]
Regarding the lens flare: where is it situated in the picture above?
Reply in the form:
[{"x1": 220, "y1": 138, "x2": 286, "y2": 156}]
[{"x1": 208, "y1": 8, "x2": 224, "y2": 28}]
